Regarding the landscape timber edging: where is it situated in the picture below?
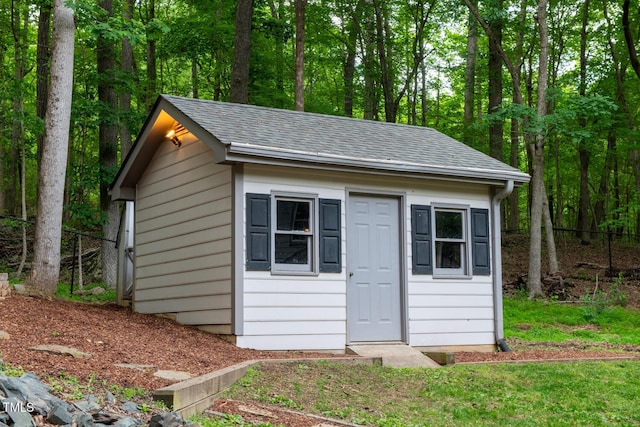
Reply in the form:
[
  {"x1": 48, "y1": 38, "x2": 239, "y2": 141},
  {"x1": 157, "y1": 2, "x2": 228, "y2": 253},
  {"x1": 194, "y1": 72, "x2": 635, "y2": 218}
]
[{"x1": 152, "y1": 356, "x2": 382, "y2": 418}]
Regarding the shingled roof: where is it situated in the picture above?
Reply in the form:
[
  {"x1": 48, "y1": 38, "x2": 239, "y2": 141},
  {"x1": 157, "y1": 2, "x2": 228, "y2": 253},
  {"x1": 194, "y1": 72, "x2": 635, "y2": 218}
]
[{"x1": 111, "y1": 95, "x2": 529, "y2": 200}]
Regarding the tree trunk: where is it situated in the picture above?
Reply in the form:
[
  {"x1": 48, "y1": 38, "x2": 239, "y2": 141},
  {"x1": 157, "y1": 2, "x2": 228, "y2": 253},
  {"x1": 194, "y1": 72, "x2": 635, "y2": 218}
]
[
  {"x1": 119, "y1": 0, "x2": 134, "y2": 159},
  {"x1": 527, "y1": 0, "x2": 551, "y2": 297},
  {"x1": 577, "y1": 0, "x2": 591, "y2": 244},
  {"x1": 36, "y1": 3, "x2": 51, "y2": 186},
  {"x1": 230, "y1": 0, "x2": 253, "y2": 104},
  {"x1": 17, "y1": 117, "x2": 27, "y2": 277},
  {"x1": 98, "y1": 0, "x2": 119, "y2": 288},
  {"x1": 362, "y1": 2, "x2": 377, "y2": 120},
  {"x1": 145, "y1": 0, "x2": 156, "y2": 111},
  {"x1": 465, "y1": 0, "x2": 554, "y2": 297},
  {"x1": 488, "y1": 0, "x2": 503, "y2": 162},
  {"x1": 343, "y1": 1, "x2": 363, "y2": 118},
  {"x1": 373, "y1": 0, "x2": 396, "y2": 122},
  {"x1": 622, "y1": 0, "x2": 640, "y2": 239},
  {"x1": 28, "y1": 0, "x2": 75, "y2": 293},
  {"x1": 463, "y1": 1, "x2": 478, "y2": 145},
  {"x1": 294, "y1": 0, "x2": 306, "y2": 111},
  {"x1": 7, "y1": 1, "x2": 28, "y2": 217},
  {"x1": 592, "y1": 133, "x2": 615, "y2": 230}
]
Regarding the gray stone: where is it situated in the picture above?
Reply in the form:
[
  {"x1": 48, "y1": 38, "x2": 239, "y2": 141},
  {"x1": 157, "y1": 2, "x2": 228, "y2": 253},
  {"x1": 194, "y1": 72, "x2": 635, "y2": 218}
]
[
  {"x1": 148, "y1": 412, "x2": 188, "y2": 427},
  {"x1": 75, "y1": 413, "x2": 95, "y2": 427},
  {"x1": 1, "y1": 397, "x2": 36, "y2": 426},
  {"x1": 114, "y1": 417, "x2": 140, "y2": 427},
  {"x1": 120, "y1": 401, "x2": 140, "y2": 413},
  {"x1": 28, "y1": 344, "x2": 92, "y2": 359},
  {"x1": 12, "y1": 284, "x2": 26, "y2": 294},
  {"x1": 0, "y1": 374, "x2": 31, "y2": 401},
  {"x1": 114, "y1": 363, "x2": 156, "y2": 371},
  {"x1": 104, "y1": 391, "x2": 115, "y2": 403},
  {"x1": 75, "y1": 399, "x2": 101, "y2": 412},
  {"x1": 18, "y1": 372, "x2": 72, "y2": 414},
  {"x1": 153, "y1": 370, "x2": 192, "y2": 381},
  {"x1": 46, "y1": 404, "x2": 74, "y2": 425}
]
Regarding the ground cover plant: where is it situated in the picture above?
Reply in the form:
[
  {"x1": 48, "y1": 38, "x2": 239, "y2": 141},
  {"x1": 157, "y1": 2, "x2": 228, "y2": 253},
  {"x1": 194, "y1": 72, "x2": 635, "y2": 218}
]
[{"x1": 216, "y1": 295, "x2": 640, "y2": 426}]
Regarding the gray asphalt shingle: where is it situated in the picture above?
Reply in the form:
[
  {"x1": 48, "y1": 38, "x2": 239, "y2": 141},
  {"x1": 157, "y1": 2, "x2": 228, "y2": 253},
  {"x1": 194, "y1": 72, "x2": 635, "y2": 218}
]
[{"x1": 162, "y1": 95, "x2": 528, "y2": 182}]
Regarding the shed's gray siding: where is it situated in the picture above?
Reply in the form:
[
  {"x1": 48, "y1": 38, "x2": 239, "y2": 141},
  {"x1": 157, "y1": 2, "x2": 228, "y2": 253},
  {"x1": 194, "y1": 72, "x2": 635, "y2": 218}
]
[{"x1": 134, "y1": 134, "x2": 233, "y2": 333}]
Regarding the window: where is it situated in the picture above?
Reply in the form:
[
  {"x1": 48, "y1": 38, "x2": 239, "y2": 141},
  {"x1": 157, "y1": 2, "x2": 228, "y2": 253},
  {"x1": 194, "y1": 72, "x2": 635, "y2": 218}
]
[
  {"x1": 246, "y1": 193, "x2": 342, "y2": 274},
  {"x1": 412, "y1": 204, "x2": 490, "y2": 277},
  {"x1": 273, "y1": 197, "x2": 315, "y2": 272},
  {"x1": 434, "y1": 208, "x2": 468, "y2": 276}
]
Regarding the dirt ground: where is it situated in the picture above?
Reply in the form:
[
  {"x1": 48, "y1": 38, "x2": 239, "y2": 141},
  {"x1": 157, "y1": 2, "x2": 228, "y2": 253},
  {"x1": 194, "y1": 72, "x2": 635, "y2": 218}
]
[{"x1": 1, "y1": 236, "x2": 639, "y2": 426}]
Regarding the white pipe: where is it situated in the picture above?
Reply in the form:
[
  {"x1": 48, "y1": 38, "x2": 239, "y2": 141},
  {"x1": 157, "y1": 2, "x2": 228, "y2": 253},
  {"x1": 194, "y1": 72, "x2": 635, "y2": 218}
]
[{"x1": 492, "y1": 180, "x2": 514, "y2": 351}]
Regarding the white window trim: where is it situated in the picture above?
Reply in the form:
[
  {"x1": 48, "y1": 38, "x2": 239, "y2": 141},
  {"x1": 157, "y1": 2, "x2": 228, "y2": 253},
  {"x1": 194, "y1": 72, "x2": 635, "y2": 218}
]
[
  {"x1": 432, "y1": 204, "x2": 472, "y2": 279},
  {"x1": 270, "y1": 192, "x2": 319, "y2": 275}
]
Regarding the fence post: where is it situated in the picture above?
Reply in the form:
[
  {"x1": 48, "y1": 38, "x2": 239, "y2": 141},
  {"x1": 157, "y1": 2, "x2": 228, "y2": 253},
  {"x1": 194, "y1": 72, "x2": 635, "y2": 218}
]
[{"x1": 70, "y1": 233, "x2": 78, "y2": 295}]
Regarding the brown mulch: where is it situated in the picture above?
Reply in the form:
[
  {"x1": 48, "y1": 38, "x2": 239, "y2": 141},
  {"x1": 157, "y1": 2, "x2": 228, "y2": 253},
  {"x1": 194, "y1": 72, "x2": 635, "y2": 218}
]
[{"x1": 0, "y1": 295, "x2": 341, "y2": 391}]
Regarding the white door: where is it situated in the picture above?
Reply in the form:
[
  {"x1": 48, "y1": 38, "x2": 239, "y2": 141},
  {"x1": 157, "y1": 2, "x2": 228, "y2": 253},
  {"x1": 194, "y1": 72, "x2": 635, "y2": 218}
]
[{"x1": 347, "y1": 195, "x2": 402, "y2": 342}]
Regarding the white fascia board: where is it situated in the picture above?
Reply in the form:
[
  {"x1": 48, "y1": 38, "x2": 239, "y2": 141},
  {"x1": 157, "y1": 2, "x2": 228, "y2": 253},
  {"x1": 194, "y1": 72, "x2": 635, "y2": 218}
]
[{"x1": 225, "y1": 144, "x2": 530, "y2": 186}]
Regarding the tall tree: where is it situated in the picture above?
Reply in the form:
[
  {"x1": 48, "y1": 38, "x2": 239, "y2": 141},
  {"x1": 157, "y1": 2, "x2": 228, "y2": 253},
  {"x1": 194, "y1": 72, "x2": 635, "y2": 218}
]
[
  {"x1": 36, "y1": 2, "x2": 51, "y2": 184},
  {"x1": 294, "y1": 0, "x2": 307, "y2": 111},
  {"x1": 487, "y1": 0, "x2": 504, "y2": 162},
  {"x1": 230, "y1": 0, "x2": 253, "y2": 104},
  {"x1": 27, "y1": 0, "x2": 75, "y2": 292},
  {"x1": 463, "y1": 0, "x2": 478, "y2": 145},
  {"x1": 119, "y1": 0, "x2": 135, "y2": 159},
  {"x1": 464, "y1": 0, "x2": 556, "y2": 297},
  {"x1": 577, "y1": 0, "x2": 591, "y2": 244},
  {"x1": 97, "y1": 0, "x2": 119, "y2": 287},
  {"x1": 145, "y1": 0, "x2": 157, "y2": 110},
  {"x1": 622, "y1": 0, "x2": 640, "y2": 237}
]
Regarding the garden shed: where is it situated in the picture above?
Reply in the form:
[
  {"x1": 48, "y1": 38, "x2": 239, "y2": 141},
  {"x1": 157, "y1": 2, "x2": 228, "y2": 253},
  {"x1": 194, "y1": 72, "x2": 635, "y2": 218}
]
[{"x1": 110, "y1": 95, "x2": 530, "y2": 353}]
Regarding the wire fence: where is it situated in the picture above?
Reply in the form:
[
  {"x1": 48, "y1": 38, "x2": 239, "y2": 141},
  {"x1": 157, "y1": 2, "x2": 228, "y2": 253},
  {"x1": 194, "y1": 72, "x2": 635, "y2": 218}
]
[{"x1": 0, "y1": 215, "x2": 116, "y2": 291}]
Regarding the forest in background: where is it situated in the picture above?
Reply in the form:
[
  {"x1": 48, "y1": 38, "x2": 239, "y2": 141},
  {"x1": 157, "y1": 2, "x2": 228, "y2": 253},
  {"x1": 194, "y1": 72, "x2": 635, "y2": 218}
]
[{"x1": 1, "y1": 0, "x2": 639, "y2": 289}]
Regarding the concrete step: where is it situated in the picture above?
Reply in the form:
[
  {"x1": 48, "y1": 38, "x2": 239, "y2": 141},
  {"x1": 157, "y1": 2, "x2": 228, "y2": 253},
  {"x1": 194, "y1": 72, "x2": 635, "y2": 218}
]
[{"x1": 346, "y1": 344, "x2": 441, "y2": 368}]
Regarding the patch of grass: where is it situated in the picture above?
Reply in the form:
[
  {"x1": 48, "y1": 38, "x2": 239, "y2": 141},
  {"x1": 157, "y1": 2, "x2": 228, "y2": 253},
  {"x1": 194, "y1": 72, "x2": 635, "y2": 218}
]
[
  {"x1": 223, "y1": 360, "x2": 640, "y2": 426},
  {"x1": 504, "y1": 296, "x2": 640, "y2": 346},
  {"x1": 1, "y1": 363, "x2": 26, "y2": 377},
  {"x1": 47, "y1": 372, "x2": 90, "y2": 400},
  {"x1": 109, "y1": 384, "x2": 148, "y2": 401},
  {"x1": 190, "y1": 413, "x2": 280, "y2": 426},
  {"x1": 55, "y1": 282, "x2": 116, "y2": 303}
]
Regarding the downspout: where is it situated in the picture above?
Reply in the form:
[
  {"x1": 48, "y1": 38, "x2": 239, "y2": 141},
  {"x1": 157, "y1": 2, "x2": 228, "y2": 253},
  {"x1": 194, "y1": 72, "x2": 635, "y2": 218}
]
[{"x1": 492, "y1": 180, "x2": 514, "y2": 352}]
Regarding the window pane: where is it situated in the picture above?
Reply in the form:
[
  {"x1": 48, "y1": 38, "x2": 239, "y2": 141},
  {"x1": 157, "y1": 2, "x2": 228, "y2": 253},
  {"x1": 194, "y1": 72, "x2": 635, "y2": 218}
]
[
  {"x1": 435, "y1": 241, "x2": 462, "y2": 268},
  {"x1": 277, "y1": 200, "x2": 310, "y2": 231},
  {"x1": 275, "y1": 234, "x2": 309, "y2": 264},
  {"x1": 435, "y1": 211, "x2": 463, "y2": 239}
]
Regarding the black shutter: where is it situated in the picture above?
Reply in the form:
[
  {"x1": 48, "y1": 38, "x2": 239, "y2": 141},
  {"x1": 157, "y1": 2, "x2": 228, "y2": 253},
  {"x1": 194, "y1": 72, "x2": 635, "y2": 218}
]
[
  {"x1": 411, "y1": 205, "x2": 432, "y2": 274},
  {"x1": 319, "y1": 199, "x2": 341, "y2": 273},
  {"x1": 471, "y1": 208, "x2": 491, "y2": 276},
  {"x1": 246, "y1": 193, "x2": 270, "y2": 271}
]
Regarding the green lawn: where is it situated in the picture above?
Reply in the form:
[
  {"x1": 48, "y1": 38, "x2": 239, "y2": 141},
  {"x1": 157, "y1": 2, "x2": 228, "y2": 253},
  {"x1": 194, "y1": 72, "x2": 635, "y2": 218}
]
[{"x1": 200, "y1": 296, "x2": 640, "y2": 426}]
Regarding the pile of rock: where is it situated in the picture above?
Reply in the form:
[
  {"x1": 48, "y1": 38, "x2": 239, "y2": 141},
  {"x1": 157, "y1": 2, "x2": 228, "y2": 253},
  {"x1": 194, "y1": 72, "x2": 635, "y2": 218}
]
[
  {"x1": 0, "y1": 274, "x2": 10, "y2": 299},
  {"x1": 0, "y1": 367, "x2": 199, "y2": 426}
]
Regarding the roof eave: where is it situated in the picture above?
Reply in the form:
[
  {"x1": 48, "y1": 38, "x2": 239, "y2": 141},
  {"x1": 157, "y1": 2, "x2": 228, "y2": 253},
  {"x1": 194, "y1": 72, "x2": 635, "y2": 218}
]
[{"x1": 225, "y1": 145, "x2": 530, "y2": 185}]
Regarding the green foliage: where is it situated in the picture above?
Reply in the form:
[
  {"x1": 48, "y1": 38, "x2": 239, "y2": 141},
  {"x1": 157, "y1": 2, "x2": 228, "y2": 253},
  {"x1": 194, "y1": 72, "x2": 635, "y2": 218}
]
[
  {"x1": 581, "y1": 275, "x2": 629, "y2": 322},
  {"x1": 109, "y1": 384, "x2": 148, "y2": 401},
  {"x1": 47, "y1": 372, "x2": 95, "y2": 401},
  {"x1": 1, "y1": 363, "x2": 26, "y2": 377}
]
